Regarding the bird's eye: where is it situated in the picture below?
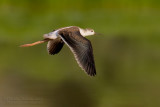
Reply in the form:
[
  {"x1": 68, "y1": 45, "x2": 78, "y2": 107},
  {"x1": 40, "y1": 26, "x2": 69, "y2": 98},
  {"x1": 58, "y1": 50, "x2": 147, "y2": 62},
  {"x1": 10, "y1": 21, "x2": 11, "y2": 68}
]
[{"x1": 91, "y1": 30, "x2": 93, "y2": 32}]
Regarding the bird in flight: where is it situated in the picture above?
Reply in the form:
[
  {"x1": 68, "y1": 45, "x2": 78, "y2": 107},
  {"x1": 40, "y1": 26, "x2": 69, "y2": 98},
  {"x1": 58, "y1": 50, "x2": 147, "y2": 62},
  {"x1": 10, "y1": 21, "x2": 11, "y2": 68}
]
[{"x1": 20, "y1": 26, "x2": 97, "y2": 76}]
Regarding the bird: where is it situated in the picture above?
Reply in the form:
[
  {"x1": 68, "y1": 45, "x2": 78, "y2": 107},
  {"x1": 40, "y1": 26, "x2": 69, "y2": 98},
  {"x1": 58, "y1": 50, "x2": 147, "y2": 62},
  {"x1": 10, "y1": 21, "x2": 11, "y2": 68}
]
[{"x1": 20, "y1": 26, "x2": 97, "y2": 76}]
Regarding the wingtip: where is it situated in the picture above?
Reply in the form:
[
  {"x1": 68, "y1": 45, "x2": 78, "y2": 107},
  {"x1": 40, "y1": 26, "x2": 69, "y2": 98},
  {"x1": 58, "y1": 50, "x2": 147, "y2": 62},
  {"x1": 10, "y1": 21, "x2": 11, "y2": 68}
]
[{"x1": 87, "y1": 71, "x2": 96, "y2": 77}]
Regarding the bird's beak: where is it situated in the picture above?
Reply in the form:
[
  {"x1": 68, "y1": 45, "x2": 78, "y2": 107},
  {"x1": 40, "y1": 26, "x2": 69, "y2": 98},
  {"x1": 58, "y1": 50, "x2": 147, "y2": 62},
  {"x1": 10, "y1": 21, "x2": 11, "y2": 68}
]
[{"x1": 95, "y1": 32, "x2": 102, "y2": 35}]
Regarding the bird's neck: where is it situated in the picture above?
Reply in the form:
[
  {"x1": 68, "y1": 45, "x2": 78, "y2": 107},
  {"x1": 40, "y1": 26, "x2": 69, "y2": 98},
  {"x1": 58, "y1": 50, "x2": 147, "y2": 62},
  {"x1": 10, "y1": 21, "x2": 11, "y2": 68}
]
[{"x1": 79, "y1": 28, "x2": 90, "y2": 37}]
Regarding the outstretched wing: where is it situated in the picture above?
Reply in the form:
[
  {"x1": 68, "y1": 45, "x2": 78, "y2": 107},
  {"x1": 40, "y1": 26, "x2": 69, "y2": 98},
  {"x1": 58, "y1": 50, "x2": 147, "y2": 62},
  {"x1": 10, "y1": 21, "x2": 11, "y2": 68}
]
[
  {"x1": 47, "y1": 38, "x2": 64, "y2": 55},
  {"x1": 59, "y1": 32, "x2": 96, "y2": 76}
]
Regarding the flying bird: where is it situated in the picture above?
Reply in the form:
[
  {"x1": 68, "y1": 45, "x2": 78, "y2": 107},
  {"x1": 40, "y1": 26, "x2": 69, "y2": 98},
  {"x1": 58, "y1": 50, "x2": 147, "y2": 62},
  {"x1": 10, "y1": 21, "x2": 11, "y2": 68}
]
[{"x1": 20, "y1": 26, "x2": 97, "y2": 76}]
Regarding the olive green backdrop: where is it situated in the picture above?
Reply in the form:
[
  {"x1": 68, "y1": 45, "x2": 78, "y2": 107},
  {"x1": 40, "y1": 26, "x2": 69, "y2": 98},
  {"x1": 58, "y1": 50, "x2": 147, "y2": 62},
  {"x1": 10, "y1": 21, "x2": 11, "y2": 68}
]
[{"x1": 0, "y1": 0, "x2": 160, "y2": 107}]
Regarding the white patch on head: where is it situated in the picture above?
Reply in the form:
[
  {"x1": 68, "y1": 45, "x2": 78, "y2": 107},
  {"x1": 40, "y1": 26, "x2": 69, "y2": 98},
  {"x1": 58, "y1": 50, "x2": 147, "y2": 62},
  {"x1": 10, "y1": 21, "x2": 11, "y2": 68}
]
[{"x1": 79, "y1": 28, "x2": 95, "y2": 37}]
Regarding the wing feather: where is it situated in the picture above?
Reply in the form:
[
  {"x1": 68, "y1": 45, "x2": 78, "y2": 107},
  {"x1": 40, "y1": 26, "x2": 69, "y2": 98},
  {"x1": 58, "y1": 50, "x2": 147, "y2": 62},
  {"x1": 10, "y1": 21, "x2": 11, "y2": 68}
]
[
  {"x1": 47, "y1": 38, "x2": 64, "y2": 55},
  {"x1": 59, "y1": 32, "x2": 96, "y2": 76}
]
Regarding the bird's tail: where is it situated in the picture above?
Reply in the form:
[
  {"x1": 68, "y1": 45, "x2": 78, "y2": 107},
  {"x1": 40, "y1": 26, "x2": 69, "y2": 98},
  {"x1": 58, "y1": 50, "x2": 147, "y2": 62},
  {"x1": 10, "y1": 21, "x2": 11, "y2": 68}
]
[{"x1": 20, "y1": 39, "x2": 50, "y2": 47}]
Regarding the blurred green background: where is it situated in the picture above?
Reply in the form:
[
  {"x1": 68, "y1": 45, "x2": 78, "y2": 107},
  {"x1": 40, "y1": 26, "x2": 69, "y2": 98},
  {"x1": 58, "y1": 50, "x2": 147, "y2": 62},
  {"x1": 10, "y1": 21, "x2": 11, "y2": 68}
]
[{"x1": 0, "y1": 0, "x2": 160, "y2": 107}]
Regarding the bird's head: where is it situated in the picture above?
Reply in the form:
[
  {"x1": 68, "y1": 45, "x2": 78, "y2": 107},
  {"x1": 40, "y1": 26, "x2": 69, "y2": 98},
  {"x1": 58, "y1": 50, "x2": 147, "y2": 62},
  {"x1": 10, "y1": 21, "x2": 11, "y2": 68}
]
[{"x1": 79, "y1": 28, "x2": 95, "y2": 37}]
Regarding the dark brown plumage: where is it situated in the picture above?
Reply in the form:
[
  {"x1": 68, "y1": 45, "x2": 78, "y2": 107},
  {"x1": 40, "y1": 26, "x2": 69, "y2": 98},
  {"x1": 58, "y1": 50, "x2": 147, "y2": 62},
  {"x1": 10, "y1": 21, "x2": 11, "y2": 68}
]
[
  {"x1": 47, "y1": 38, "x2": 64, "y2": 55},
  {"x1": 58, "y1": 27, "x2": 96, "y2": 76}
]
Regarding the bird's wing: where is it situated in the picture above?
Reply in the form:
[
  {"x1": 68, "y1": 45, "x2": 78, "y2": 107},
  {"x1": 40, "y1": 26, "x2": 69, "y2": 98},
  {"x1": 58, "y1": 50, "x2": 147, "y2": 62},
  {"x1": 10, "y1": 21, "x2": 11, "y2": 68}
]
[
  {"x1": 59, "y1": 32, "x2": 96, "y2": 76},
  {"x1": 47, "y1": 38, "x2": 64, "y2": 55}
]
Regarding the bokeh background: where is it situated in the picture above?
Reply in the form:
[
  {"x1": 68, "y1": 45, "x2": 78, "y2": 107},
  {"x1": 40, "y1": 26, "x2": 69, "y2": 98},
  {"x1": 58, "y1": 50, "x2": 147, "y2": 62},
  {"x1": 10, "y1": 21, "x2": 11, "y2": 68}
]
[{"x1": 0, "y1": 0, "x2": 160, "y2": 107}]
